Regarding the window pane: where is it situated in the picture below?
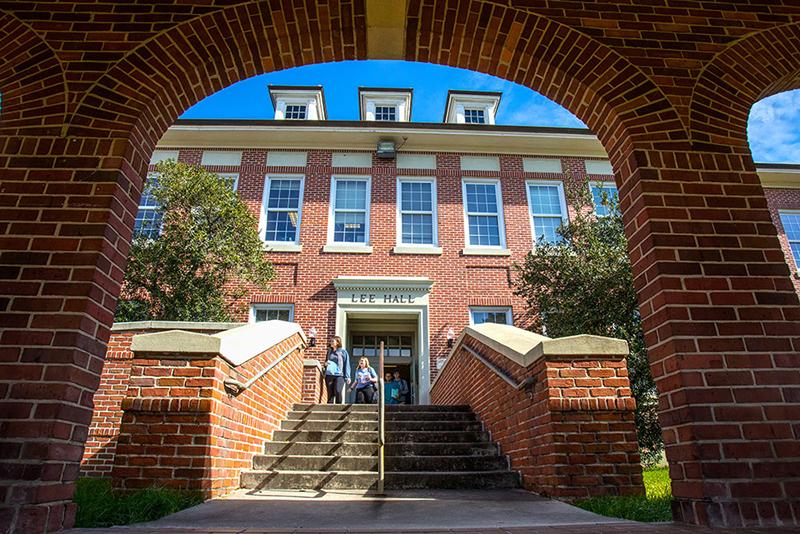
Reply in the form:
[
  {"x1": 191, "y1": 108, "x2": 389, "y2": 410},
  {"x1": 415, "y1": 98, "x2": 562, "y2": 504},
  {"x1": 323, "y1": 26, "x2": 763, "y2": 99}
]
[
  {"x1": 375, "y1": 106, "x2": 397, "y2": 121},
  {"x1": 335, "y1": 180, "x2": 367, "y2": 210},
  {"x1": 791, "y1": 243, "x2": 800, "y2": 267},
  {"x1": 528, "y1": 184, "x2": 563, "y2": 216},
  {"x1": 464, "y1": 109, "x2": 485, "y2": 124},
  {"x1": 781, "y1": 213, "x2": 800, "y2": 242},
  {"x1": 468, "y1": 215, "x2": 501, "y2": 246},
  {"x1": 532, "y1": 216, "x2": 563, "y2": 244},
  {"x1": 265, "y1": 211, "x2": 299, "y2": 242},
  {"x1": 472, "y1": 310, "x2": 509, "y2": 325},
  {"x1": 333, "y1": 212, "x2": 366, "y2": 242},
  {"x1": 465, "y1": 183, "x2": 498, "y2": 214},
  {"x1": 401, "y1": 181, "x2": 432, "y2": 212},
  {"x1": 255, "y1": 308, "x2": 291, "y2": 322},
  {"x1": 285, "y1": 105, "x2": 307, "y2": 119},
  {"x1": 133, "y1": 209, "x2": 162, "y2": 238},
  {"x1": 268, "y1": 179, "x2": 301, "y2": 209},
  {"x1": 402, "y1": 213, "x2": 434, "y2": 244},
  {"x1": 591, "y1": 184, "x2": 619, "y2": 217}
]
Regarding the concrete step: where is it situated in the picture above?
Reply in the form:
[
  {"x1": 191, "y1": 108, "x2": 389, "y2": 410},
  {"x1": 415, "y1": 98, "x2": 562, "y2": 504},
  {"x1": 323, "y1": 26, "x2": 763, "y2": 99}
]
[
  {"x1": 242, "y1": 470, "x2": 520, "y2": 490},
  {"x1": 281, "y1": 420, "x2": 378, "y2": 431},
  {"x1": 280, "y1": 419, "x2": 482, "y2": 432},
  {"x1": 263, "y1": 441, "x2": 499, "y2": 457},
  {"x1": 386, "y1": 411, "x2": 477, "y2": 422},
  {"x1": 292, "y1": 404, "x2": 471, "y2": 412},
  {"x1": 386, "y1": 405, "x2": 471, "y2": 412},
  {"x1": 385, "y1": 455, "x2": 509, "y2": 472},
  {"x1": 272, "y1": 430, "x2": 378, "y2": 443},
  {"x1": 386, "y1": 430, "x2": 490, "y2": 443},
  {"x1": 285, "y1": 410, "x2": 476, "y2": 422},
  {"x1": 253, "y1": 454, "x2": 378, "y2": 471}
]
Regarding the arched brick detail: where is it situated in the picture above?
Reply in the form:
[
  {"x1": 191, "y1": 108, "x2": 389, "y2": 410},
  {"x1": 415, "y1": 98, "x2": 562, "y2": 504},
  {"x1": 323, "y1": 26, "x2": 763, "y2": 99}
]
[
  {"x1": 690, "y1": 22, "x2": 800, "y2": 151},
  {"x1": 0, "y1": 10, "x2": 67, "y2": 135}
]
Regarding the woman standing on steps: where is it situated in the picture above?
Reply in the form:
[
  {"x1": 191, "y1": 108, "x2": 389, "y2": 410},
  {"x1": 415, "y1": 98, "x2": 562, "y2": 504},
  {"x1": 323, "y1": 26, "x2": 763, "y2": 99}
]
[
  {"x1": 325, "y1": 335, "x2": 351, "y2": 404},
  {"x1": 353, "y1": 357, "x2": 378, "y2": 403}
]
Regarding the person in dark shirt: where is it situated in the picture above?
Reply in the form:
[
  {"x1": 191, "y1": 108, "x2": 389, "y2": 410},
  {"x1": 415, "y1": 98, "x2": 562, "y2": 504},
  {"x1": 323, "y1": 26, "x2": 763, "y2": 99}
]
[{"x1": 324, "y1": 336, "x2": 351, "y2": 404}]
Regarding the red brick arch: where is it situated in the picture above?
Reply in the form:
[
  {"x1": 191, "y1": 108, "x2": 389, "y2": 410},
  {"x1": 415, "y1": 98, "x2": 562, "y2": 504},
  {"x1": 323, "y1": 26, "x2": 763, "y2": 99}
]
[
  {"x1": 0, "y1": 10, "x2": 67, "y2": 135},
  {"x1": 690, "y1": 22, "x2": 800, "y2": 152}
]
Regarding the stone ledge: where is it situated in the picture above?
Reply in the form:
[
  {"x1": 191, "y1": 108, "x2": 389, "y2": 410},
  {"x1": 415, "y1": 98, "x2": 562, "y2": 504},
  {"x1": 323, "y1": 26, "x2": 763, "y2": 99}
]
[{"x1": 112, "y1": 320, "x2": 243, "y2": 332}]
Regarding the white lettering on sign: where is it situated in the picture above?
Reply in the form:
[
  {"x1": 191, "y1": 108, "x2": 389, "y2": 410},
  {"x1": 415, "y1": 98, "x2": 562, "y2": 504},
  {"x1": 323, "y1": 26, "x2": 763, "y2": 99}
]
[{"x1": 349, "y1": 293, "x2": 417, "y2": 304}]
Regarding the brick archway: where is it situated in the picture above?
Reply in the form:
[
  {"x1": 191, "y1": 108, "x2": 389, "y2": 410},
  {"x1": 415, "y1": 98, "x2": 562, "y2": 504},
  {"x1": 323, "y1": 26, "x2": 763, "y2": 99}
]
[{"x1": 2, "y1": 1, "x2": 800, "y2": 532}]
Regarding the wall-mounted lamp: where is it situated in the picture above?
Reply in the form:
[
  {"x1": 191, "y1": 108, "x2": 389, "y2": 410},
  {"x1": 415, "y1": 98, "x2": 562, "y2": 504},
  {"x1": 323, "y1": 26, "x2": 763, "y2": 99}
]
[
  {"x1": 308, "y1": 327, "x2": 317, "y2": 348},
  {"x1": 376, "y1": 139, "x2": 396, "y2": 159},
  {"x1": 446, "y1": 327, "x2": 456, "y2": 348}
]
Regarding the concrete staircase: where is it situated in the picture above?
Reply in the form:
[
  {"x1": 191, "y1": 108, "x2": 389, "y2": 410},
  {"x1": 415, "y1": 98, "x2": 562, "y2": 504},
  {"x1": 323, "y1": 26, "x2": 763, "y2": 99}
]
[{"x1": 241, "y1": 403, "x2": 520, "y2": 491}]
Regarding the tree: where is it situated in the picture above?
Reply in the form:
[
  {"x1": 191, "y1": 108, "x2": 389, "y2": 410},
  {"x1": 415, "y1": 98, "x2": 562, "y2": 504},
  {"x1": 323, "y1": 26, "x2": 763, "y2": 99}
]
[
  {"x1": 514, "y1": 181, "x2": 663, "y2": 465},
  {"x1": 115, "y1": 160, "x2": 274, "y2": 322}
]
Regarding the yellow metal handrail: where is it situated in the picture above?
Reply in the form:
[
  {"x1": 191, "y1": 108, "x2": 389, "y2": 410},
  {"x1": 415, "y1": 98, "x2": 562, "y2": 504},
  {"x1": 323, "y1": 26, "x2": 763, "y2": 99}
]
[{"x1": 377, "y1": 340, "x2": 385, "y2": 495}]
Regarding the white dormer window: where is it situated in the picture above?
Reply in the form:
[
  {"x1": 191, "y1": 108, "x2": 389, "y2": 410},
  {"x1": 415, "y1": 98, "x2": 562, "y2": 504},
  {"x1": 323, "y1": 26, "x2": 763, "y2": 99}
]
[
  {"x1": 374, "y1": 105, "x2": 398, "y2": 122},
  {"x1": 284, "y1": 104, "x2": 307, "y2": 120},
  {"x1": 269, "y1": 86, "x2": 326, "y2": 121},
  {"x1": 359, "y1": 88, "x2": 412, "y2": 122},
  {"x1": 444, "y1": 91, "x2": 501, "y2": 125},
  {"x1": 464, "y1": 108, "x2": 486, "y2": 124}
]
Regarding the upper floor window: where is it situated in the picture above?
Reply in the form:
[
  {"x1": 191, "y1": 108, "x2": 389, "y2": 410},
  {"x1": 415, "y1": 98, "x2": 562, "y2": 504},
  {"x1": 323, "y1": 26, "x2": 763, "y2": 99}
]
[
  {"x1": 462, "y1": 179, "x2": 506, "y2": 248},
  {"x1": 374, "y1": 105, "x2": 397, "y2": 121},
  {"x1": 526, "y1": 181, "x2": 568, "y2": 245},
  {"x1": 284, "y1": 104, "x2": 307, "y2": 120},
  {"x1": 590, "y1": 182, "x2": 619, "y2": 217},
  {"x1": 329, "y1": 177, "x2": 371, "y2": 244},
  {"x1": 133, "y1": 175, "x2": 161, "y2": 239},
  {"x1": 780, "y1": 211, "x2": 800, "y2": 270},
  {"x1": 398, "y1": 178, "x2": 437, "y2": 246},
  {"x1": 251, "y1": 303, "x2": 294, "y2": 322},
  {"x1": 463, "y1": 108, "x2": 486, "y2": 124},
  {"x1": 470, "y1": 307, "x2": 512, "y2": 325},
  {"x1": 262, "y1": 176, "x2": 304, "y2": 243}
]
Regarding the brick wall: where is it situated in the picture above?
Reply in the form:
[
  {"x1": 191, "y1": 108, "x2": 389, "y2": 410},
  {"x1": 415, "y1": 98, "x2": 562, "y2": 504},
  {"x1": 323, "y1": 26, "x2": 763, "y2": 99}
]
[
  {"x1": 431, "y1": 331, "x2": 643, "y2": 499},
  {"x1": 112, "y1": 331, "x2": 305, "y2": 496}
]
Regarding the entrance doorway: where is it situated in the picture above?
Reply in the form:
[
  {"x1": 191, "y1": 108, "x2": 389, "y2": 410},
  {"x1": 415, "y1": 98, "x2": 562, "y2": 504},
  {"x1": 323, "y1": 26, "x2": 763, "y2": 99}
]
[{"x1": 347, "y1": 314, "x2": 418, "y2": 404}]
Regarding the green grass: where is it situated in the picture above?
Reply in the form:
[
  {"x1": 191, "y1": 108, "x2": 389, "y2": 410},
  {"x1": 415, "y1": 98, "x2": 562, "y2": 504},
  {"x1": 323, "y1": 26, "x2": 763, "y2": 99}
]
[
  {"x1": 74, "y1": 478, "x2": 203, "y2": 528},
  {"x1": 574, "y1": 467, "x2": 672, "y2": 523}
]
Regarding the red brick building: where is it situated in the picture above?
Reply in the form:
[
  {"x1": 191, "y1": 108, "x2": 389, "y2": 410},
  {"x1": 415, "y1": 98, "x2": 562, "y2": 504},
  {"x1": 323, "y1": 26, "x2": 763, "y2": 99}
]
[{"x1": 112, "y1": 87, "x2": 800, "y2": 406}]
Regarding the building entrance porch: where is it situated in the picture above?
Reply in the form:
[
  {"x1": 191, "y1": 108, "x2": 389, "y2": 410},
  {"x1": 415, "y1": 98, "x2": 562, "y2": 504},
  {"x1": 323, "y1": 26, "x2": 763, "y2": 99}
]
[{"x1": 348, "y1": 320, "x2": 417, "y2": 404}]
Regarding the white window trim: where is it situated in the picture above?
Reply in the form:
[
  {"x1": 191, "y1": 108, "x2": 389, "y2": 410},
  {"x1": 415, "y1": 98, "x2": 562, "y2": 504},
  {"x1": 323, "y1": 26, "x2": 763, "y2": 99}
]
[
  {"x1": 327, "y1": 175, "x2": 372, "y2": 248},
  {"x1": 283, "y1": 103, "x2": 308, "y2": 120},
  {"x1": 374, "y1": 104, "x2": 398, "y2": 121},
  {"x1": 589, "y1": 181, "x2": 618, "y2": 217},
  {"x1": 250, "y1": 303, "x2": 295, "y2": 323},
  {"x1": 463, "y1": 107, "x2": 487, "y2": 124},
  {"x1": 525, "y1": 180, "x2": 569, "y2": 248},
  {"x1": 134, "y1": 172, "x2": 162, "y2": 238},
  {"x1": 780, "y1": 209, "x2": 800, "y2": 271},
  {"x1": 217, "y1": 172, "x2": 239, "y2": 192},
  {"x1": 461, "y1": 178, "x2": 508, "y2": 252},
  {"x1": 469, "y1": 306, "x2": 512, "y2": 326},
  {"x1": 260, "y1": 174, "x2": 305, "y2": 246},
  {"x1": 396, "y1": 177, "x2": 438, "y2": 249}
]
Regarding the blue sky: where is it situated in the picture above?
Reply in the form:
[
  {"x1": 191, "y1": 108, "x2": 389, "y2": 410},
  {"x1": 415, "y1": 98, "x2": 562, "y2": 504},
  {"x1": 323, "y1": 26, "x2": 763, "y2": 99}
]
[{"x1": 182, "y1": 60, "x2": 800, "y2": 164}]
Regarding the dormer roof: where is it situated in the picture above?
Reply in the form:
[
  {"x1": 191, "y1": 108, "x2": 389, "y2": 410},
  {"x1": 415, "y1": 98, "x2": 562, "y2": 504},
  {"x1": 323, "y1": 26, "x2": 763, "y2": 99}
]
[
  {"x1": 358, "y1": 87, "x2": 413, "y2": 122},
  {"x1": 268, "y1": 85, "x2": 327, "y2": 120},
  {"x1": 443, "y1": 90, "x2": 502, "y2": 124}
]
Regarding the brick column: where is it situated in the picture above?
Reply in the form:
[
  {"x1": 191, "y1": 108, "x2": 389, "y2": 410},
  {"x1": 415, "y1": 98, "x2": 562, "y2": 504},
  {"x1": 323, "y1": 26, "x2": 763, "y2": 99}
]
[
  {"x1": 302, "y1": 359, "x2": 327, "y2": 404},
  {"x1": 616, "y1": 147, "x2": 800, "y2": 527},
  {"x1": 431, "y1": 324, "x2": 644, "y2": 499}
]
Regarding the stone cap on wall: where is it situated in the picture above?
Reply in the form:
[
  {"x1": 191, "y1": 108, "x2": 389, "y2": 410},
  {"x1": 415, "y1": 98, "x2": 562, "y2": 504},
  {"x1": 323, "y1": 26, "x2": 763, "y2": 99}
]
[
  {"x1": 130, "y1": 320, "x2": 307, "y2": 367},
  {"x1": 440, "y1": 323, "x2": 628, "y2": 376},
  {"x1": 112, "y1": 320, "x2": 244, "y2": 332}
]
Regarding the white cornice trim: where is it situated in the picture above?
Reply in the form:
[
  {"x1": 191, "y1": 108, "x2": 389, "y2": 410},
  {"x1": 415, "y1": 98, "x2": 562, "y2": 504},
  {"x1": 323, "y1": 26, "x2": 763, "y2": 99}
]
[{"x1": 332, "y1": 276, "x2": 434, "y2": 293}]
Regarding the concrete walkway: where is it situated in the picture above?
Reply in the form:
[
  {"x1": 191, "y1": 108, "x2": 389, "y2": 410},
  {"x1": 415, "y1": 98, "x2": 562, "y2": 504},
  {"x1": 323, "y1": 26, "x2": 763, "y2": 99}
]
[{"x1": 66, "y1": 489, "x2": 799, "y2": 533}]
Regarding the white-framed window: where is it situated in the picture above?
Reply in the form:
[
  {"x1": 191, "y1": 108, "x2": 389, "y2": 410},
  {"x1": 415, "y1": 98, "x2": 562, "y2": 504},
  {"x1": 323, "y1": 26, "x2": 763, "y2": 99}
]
[
  {"x1": 779, "y1": 211, "x2": 800, "y2": 270},
  {"x1": 464, "y1": 108, "x2": 486, "y2": 124},
  {"x1": 462, "y1": 178, "x2": 506, "y2": 248},
  {"x1": 251, "y1": 303, "x2": 295, "y2": 323},
  {"x1": 397, "y1": 178, "x2": 437, "y2": 246},
  {"x1": 470, "y1": 307, "x2": 512, "y2": 326},
  {"x1": 590, "y1": 181, "x2": 619, "y2": 217},
  {"x1": 284, "y1": 104, "x2": 307, "y2": 120},
  {"x1": 525, "y1": 180, "x2": 568, "y2": 245},
  {"x1": 261, "y1": 175, "x2": 304, "y2": 244},
  {"x1": 133, "y1": 174, "x2": 161, "y2": 238},
  {"x1": 374, "y1": 105, "x2": 397, "y2": 121},
  {"x1": 328, "y1": 176, "x2": 371, "y2": 244},
  {"x1": 218, "y1": 172, "x2": 239, "y2": 192}
]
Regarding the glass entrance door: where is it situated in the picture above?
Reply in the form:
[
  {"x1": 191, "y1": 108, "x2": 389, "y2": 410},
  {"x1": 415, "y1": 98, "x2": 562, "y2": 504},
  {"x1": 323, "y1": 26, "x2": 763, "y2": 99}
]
[{"x1": 350, "y1": 333, "x2": 416, "y2": 403}]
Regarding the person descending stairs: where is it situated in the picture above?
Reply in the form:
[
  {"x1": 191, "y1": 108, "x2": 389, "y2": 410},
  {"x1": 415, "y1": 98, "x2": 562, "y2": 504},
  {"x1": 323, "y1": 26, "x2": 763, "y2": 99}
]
[{"x1": 241, "y1": 403, "x2": 520, "y2": 490}]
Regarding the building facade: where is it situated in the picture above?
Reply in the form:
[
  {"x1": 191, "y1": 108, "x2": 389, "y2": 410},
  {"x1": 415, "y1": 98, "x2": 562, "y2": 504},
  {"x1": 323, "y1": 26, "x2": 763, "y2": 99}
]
[{"x1": 125, "y1": 87, "x2": 800, "y2": 406}]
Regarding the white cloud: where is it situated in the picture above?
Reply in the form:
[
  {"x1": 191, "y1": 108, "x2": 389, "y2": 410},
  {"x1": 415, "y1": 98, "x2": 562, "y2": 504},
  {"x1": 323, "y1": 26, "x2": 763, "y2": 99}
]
[{"x1": 747, "y1": 90, "x2": 800, "y2": 164}]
